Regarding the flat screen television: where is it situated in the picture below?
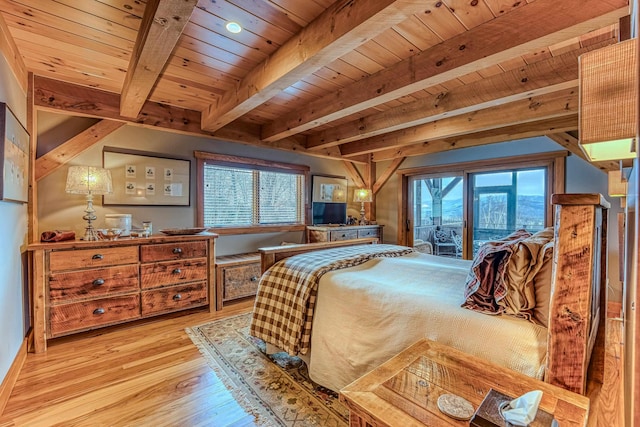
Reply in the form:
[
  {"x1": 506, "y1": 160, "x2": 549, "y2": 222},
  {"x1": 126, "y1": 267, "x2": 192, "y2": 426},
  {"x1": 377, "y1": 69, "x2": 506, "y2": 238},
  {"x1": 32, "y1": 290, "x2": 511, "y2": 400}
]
[{"x1": 312, "y1": 202, "x2": 347, "y2": 225}]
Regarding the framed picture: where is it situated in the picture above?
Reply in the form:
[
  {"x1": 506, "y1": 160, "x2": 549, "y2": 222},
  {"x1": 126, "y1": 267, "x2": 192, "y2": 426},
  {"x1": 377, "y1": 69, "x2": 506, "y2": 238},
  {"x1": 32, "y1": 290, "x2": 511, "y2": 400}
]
[
  {"x1": 311, "y1": 175, "x2": 347, "y2": 203},
  {"x1": 0, "y1": 103, "x2": 29, "y2": 203},
  {"x1": 103, "y1": 147, "x2": 190, "y2": 206}
]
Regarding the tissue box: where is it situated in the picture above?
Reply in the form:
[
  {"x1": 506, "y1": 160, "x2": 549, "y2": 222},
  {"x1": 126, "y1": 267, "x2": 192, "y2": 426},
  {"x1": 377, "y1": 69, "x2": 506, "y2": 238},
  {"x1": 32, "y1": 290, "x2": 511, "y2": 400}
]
[{"x1": 470, "y1": 389, "x2": 554, "y2": 427}]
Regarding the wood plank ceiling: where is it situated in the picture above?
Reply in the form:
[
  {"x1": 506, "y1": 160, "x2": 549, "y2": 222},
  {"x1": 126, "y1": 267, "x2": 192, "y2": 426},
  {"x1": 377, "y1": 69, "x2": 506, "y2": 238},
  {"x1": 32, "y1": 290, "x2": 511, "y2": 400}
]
[{"x1": 0, "y1": 0, "x2": 630, "y2": 172}]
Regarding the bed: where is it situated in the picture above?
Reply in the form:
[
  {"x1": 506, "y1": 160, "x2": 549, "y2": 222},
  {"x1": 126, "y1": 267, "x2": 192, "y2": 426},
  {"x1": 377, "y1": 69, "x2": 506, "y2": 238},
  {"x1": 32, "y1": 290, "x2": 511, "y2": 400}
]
[{"x1": 250, "y1": 194, "x2": 609, "y2": 395}]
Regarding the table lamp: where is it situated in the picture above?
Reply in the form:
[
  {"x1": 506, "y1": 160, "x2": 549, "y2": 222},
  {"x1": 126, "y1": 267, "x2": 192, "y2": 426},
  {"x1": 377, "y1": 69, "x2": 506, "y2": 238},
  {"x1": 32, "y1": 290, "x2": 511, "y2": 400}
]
[
  {"x1": 65, "y1": 166, "x2": 113, "y2": 241},
  {"x1": 353, "y1": 188, "x2": 372, "y2": 225}
]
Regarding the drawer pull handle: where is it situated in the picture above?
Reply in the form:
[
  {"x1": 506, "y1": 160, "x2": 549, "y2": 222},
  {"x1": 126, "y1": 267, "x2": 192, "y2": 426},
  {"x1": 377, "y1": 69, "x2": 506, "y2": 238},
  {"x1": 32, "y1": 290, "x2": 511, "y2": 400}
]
[
  {"x1": 172, "y1": 268, "x2": 182, "y2": 274},
  {"x1": 173, "y1": 293, "x2": 182, "y2": 301},
  {"x1": 92, "y1": 278, "x2": 105, "y2": 286},
  {"x1": 92, "y1": 254, "x2": 104, "y2": 260},
  {"x1": 172, "y1": 247, "x2": 183, "y2": 254},
  {"x1": 250, "y1": 276, "x2": 258, "y2": 282},
  {"x1": 93, "y1": 308, "x2": 105, "y2": 315}
]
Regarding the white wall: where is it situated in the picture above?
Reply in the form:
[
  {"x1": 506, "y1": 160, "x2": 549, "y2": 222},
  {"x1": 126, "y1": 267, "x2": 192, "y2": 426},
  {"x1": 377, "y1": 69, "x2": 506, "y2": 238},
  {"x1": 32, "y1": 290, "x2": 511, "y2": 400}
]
[
  {"x1": 0, "y1": 53, "x2": 28, "y2": 387},
  {"x1": 375, "y1": 136, "x2": 623, "y2": 300}
]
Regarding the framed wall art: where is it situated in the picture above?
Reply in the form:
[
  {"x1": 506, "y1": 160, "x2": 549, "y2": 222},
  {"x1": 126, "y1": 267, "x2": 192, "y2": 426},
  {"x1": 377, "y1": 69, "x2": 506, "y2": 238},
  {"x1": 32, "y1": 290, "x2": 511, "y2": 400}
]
[
  {"x1": 103, "y1": 147, "x2": 190, "y2": 206},
  {"x1": 311, "y1": 174, "x2": 347, "y2": 203},
  {"x1": 0, "y1": 103, "x2": 29, "y2": 203}
]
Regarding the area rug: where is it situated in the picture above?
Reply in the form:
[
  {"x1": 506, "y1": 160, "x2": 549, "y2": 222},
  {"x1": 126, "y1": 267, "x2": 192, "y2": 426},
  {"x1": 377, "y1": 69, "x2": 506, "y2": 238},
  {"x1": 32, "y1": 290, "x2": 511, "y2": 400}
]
[{"x1": 186, "y1": 313, "x2": 349, "y2": 426}]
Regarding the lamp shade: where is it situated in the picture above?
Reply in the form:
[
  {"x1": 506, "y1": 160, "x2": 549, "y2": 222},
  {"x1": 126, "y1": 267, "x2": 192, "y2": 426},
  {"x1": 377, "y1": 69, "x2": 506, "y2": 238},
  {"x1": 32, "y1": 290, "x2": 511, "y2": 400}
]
[
  {"x1": 353, "y1": 188, "x2": 372, "y2": 203},
  {"x1": 65, "y1": 166, "x2": 113, "y2": 195},
  {"x1": 579, "y1": 38, "x2": 637, "y2": 161}
]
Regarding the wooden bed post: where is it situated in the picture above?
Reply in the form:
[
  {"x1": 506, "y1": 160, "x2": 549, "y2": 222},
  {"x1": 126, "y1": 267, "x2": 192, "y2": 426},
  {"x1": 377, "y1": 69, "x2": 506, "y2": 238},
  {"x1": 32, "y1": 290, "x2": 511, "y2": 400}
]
[{"x1": 547, "y1": 194, "x2": 609, "y2": 395}]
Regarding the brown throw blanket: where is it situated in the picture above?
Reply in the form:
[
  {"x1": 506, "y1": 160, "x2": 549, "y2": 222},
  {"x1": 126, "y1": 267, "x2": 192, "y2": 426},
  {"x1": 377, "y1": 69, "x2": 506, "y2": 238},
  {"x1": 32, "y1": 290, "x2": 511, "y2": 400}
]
[
  {"x1": 40, "y1": 230, "x2": 76, "y2": 242},
  {"x1": 250, "y1": 244, "x2": 414, "y2": 355},
  {"x1": 462, "y1": 230, "x2": 532, "y2": 314}
]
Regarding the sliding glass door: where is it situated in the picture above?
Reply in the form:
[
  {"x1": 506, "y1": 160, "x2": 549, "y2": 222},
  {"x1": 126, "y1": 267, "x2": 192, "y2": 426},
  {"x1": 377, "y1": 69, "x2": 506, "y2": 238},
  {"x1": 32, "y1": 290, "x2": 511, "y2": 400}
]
[{"x1": 404, "y1": 155, "x2": 558, "y2": 260}]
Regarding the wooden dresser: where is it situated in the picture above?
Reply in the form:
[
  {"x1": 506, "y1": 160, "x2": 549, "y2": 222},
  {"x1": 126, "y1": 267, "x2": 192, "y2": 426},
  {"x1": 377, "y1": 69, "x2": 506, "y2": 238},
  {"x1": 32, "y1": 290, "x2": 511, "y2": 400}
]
[
  {"x1": 215, "y1": 252, "x2": 261, "y2": 310},
  {"x1": 29, "y1": 233, "x2": 217, "y2": 353},
  {"x1": 306, "y1": 224, "x2": 383, "y2": 243}
]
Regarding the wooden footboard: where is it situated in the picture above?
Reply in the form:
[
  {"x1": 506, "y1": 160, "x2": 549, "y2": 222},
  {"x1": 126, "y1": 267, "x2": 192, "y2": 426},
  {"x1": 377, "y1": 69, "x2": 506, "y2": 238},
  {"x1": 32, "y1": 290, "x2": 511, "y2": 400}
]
[
  {"x1": 258, "y1": 237, "x2": 378, "y2": 273},
  {"x1": 547, "y1": 193, "x2": 609, "y2": 394}
]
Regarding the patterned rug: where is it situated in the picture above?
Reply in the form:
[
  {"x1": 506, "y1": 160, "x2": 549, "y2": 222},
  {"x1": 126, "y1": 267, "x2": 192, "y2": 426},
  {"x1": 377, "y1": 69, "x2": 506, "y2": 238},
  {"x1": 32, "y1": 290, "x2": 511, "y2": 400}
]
[{"x1": 186, "y1": 313, "x2": 349, "y2": 426}]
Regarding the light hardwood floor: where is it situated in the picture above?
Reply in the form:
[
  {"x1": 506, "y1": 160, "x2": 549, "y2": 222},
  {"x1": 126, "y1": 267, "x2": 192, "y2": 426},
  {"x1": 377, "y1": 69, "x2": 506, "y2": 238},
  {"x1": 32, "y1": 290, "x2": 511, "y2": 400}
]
[{"x1": 0, "y1": 300, "x2": 624, "y2": 426}]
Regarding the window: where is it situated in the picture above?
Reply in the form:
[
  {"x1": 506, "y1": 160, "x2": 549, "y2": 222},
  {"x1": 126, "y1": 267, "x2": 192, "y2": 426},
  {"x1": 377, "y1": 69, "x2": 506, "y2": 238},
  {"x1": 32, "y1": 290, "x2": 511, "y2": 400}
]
[
  {"x1": 401, "y1": 151, "x2": 566, "y2": 259},
  {"x1": 195, "y1": 152, "x2": 309, "y2": 232}
]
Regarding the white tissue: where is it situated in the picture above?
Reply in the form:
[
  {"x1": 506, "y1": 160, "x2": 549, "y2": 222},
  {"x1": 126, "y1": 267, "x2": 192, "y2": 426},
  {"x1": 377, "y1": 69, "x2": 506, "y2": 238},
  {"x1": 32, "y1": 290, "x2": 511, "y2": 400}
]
[{"x1": 500, "y1": 390, "x2": 543, "y2": 426}]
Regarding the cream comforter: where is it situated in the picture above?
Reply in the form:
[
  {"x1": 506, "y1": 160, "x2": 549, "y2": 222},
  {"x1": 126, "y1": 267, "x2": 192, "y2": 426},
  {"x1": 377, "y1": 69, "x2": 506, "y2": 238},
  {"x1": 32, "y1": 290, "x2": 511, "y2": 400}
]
[{"x1": 305, "y1": 251, "x2": 548, "y2": 392}]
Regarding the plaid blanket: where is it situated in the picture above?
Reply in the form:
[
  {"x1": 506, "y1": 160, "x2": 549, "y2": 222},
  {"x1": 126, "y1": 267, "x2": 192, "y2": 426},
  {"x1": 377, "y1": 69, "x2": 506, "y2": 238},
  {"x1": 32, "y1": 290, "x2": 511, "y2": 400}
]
[{"x1": 250, "y1": 244, "x2": 414, "y2": 355}]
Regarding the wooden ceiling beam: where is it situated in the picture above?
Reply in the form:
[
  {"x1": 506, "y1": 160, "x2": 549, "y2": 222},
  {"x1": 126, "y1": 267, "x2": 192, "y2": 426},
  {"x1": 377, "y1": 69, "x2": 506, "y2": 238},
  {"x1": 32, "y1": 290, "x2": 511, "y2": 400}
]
[
  {"x1": 306, "y1": 40, "x2": 614, "y2": 150},
  {"x1": 341, "y1": 88, "x2": 578, "y2": 157},
  {"x1": 260, "y1": 0, "x2": 627, "y2": 142},
  {"x1": 200, "y1": 0, "x2": 430, "y2": 132},
  {"x1": 371, "y1": 116, "x2": 578, "y2": 161},
  {"x1": 35, "y1": 120, "x2": 126, "y2": 181},
  {"x1": 545, "y1": 133, "x2": 620, "y2": 172},
  {"x1": 373, "y1": 157, "x2": 405, "y2": 194},
  {"x1": 31, "y1": 76, "x2": 365, "y2": 164},
  {"x1": 120, "y1": 0, "x2": 197, "y2": 118}
]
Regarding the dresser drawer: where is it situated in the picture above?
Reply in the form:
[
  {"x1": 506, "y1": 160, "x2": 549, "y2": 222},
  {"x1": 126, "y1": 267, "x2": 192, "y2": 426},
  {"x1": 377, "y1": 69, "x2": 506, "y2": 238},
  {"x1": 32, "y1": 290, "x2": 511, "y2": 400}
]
[
  {"x1": 357, "y1": 228, "x2": 380, "y2": 238},
  {"x1": 329, "y1": 229, "x2": 358, "y2": 241},
  {"x1": 49, "y1": 246, "x2": 139, "y2": 271},
  {"x1": 140, "y1": 258, "x2": 208, "y2": 289},
  {"x1": 140, "y1": 241, "x2": 207, "y2": 262},
  {"x1": 141, "y1": 281, "x2": 208, "y2": 316},
  {"x1": 222, "y1": 262, "x2": 261, "y2": 301},
  {"x1": 49, "y1": 294, "x2": 140, "y2": 336},
  {"x1": 49, "y1": 265, "x2": 139, "y2": 302}
]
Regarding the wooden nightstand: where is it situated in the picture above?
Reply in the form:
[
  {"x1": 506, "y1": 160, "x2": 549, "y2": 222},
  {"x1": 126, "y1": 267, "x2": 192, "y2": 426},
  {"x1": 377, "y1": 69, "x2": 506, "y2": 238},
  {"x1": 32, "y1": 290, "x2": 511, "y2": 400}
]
[{"x1": 340, "y1": 339, "x2": 589, "y2": 426}]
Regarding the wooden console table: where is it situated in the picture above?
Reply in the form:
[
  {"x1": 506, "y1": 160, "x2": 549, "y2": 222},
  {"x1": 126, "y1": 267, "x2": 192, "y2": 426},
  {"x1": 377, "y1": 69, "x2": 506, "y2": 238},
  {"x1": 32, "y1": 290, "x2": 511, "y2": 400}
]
[
  {"x1": 340, "y1": 339, "x2": 589, "y2": 426},
  {"x1": 306, "y1": 224, "x2": 382, "y2": 243}
]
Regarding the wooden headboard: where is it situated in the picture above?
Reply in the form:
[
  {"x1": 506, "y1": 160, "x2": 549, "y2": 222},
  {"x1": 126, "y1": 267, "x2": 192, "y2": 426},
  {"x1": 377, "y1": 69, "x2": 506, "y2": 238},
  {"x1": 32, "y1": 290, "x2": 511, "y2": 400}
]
[{"x1": 257, "y1": 194, "x2": 609, "y2": 395}]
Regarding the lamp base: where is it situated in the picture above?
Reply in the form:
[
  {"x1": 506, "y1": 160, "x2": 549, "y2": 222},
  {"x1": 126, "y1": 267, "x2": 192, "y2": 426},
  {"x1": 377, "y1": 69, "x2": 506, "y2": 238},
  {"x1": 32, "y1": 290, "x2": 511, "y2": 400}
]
[
  {"x1": 80, "y1": 193, "x2": 100, "y2": 241},
  {"x1": 359, "y1": 202, "x2": 367, "y2": 225},
  {"x1": 81, "y1": 226, "x2": 100, "y2": 241}
]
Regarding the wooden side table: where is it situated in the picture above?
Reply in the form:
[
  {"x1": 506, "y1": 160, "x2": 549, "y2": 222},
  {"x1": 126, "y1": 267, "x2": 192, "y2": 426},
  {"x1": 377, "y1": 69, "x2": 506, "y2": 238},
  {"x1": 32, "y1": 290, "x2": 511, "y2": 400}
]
[{"x1": 340, "y1": 339, "x2": 589, "y2": 427}]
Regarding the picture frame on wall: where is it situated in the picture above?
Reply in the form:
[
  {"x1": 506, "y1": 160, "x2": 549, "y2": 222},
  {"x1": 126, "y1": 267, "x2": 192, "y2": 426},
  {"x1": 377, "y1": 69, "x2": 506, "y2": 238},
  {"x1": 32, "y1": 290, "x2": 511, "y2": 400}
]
[
  {"x1": 103, "y1": 147, "x2": 190, "y2": 206},
  {"x1": 311, "y1": 174, "x2": 347, "y2": 203},
  {"x1": 0, "y1": 102, "x2": 29, "y2": 204}
]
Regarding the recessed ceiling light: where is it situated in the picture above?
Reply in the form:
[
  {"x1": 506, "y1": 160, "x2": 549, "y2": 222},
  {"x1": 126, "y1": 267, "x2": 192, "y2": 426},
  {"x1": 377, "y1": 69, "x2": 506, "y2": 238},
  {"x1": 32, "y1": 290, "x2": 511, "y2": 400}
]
[{"x1": 226, "y1": 21, "x2": 242, "y2": 34}]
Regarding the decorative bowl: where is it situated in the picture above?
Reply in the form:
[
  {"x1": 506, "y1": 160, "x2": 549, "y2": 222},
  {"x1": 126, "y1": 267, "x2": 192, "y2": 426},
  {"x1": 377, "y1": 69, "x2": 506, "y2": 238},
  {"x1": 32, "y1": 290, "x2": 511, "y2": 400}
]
[{"x1": 97, "y1": 228, "x2": 123, "y2": 240}]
